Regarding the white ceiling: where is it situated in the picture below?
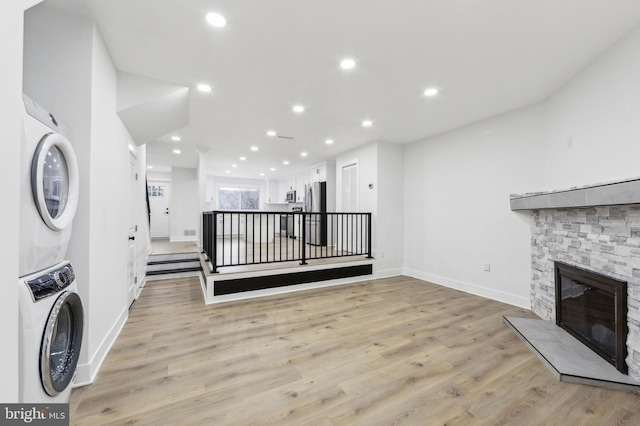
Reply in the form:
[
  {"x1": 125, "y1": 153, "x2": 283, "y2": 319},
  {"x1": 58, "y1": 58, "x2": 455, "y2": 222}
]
[{"x1": 47, "y1": 0, "x2": 640, "y2": 179}]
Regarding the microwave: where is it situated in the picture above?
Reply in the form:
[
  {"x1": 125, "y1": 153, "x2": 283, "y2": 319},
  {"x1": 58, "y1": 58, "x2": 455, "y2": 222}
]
[{"x1": 286, "y1": 190, "x2": 296, "y2": 203}]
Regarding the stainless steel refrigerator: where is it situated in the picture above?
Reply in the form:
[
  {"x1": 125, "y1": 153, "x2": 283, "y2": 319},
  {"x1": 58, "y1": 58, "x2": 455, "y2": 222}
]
[{"x1": 304, "y1": 181, "x2": 326, "y2": 245}]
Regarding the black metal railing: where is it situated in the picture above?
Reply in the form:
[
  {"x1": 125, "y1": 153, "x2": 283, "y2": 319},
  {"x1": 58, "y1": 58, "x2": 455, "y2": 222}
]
[{"x1": 202, "y1": 211, "x2": 373, "y2": 273}]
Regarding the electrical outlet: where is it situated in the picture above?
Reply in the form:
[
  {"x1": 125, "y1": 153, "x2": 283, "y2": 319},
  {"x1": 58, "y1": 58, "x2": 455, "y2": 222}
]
[{"x1": 483, "y1": 262, "x2": 491, "y2": 272}]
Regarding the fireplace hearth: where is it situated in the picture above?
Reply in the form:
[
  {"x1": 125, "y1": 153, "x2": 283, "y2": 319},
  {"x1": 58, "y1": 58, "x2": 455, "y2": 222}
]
[{"x1": 555, "y1": 261, "x2": 628, "y2": 374}]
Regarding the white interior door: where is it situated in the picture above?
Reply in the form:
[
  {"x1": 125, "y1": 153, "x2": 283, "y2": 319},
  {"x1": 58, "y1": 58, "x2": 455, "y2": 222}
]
[
  {"x1": 342, "y1": 163, "x2": 358, "y2": 212},
  {"x1": 127, "y1": 153, "x2": 138, "y2": 306},
  {"x1": 148, "y1": 180, "x2": 170, "y2": 239},
  {"x1": 340, "y1": 162, "x2": 359, "y2": 254}
]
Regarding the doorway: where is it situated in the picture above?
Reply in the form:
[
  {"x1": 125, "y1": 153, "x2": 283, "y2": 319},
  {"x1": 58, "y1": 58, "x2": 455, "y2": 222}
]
[{"x1": 148, "y1": 180, "x2": 171, "y2": 239}]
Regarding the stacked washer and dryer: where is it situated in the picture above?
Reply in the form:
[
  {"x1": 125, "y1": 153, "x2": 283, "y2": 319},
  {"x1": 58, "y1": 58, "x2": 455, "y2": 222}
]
[{"x1": 18, "y1": 95, "x2": 84, "y2": 403}]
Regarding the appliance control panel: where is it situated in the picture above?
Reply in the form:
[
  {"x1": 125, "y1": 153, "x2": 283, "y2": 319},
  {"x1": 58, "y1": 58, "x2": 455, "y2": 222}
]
[{"x1": 24, "y1": 262, "x2": 75, "y2": 302}]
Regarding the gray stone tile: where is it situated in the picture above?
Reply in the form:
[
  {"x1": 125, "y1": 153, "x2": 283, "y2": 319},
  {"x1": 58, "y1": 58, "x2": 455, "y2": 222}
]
[
  {"x1": 547, "y1": 189, "x2": 587, "y2": 208},
  {"x1": 504, "y1": 316, "x2": 640, "y2": 392},
  {"x1": 586, "y1": 180, "x2": 640, "y2": 207}
]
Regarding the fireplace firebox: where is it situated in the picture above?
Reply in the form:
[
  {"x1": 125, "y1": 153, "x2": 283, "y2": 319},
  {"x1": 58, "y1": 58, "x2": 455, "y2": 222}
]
[{"x1": 555, "y1": 261, "x2": 628, "y2": 374}]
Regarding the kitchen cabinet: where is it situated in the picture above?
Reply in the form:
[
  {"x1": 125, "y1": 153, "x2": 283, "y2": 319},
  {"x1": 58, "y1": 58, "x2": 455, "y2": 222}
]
[
  {"x1": 277, "y1": 180, "x2": 287, "y2": 203},
  {"x1": 311, "y1": 165, "x2": 326, "y2": 183},
  {"x1": 296, "y1": 175, "x2": 309, "y2": 203},
  {"x1": 267, "y1": 180, "x2": 279, "y2": 203}
]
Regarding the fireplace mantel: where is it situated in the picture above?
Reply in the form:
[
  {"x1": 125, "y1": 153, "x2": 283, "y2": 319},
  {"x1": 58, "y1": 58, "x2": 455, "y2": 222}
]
[{"x1": 510, "y1": 177, "x2": 640, "y2": 210}]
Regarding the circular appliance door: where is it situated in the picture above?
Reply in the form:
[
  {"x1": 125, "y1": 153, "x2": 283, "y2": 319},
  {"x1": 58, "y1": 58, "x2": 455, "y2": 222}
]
[
  {"x1": 40, "y1": 291, "x2": 84, "y2": 396},
  {"x1": 31, "y1": 132, "x2": 79, "y2": 231}
]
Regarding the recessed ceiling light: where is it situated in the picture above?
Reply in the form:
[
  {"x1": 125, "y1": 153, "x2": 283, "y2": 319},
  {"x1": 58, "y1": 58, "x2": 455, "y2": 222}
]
[
  {"x1": 270, "y1": 167, "x2": 276, "y2": 172},
  {"x1": 340, "y1": 58, "x2": 356, "y2": 70},
  {"x1": 423, "y1": 87, "x2": 439, "y2": 97},
  {"x1": 301, "y1": 152, "x2": 308, "y2": 157},
  {"x1": 266, "y1": 130, "x2": 276, "y2": 137},
  {"x1": 232, "y1": 164, "x2": 238, "y2": 168},
  {"x1": 197, "y1": 84, "x2": 212, "y2": 93},
  {"x1": 292, "y1": 105, "x2": 305, "y2": 113},
  {"x1": 147, "y1": 165, "x2": 153, "y2": 169},
  {"x1": 250, "y1": 146, "x2": 259, "y2": 151},
  {"x1": 240, "y1": 156, "x2": 246, "y2": 161},
  {"x1": 260, "y1": 173, "x2": 265, "y2": 176},
  {"x1": 225, "y1": 170, "x2": 231, "y2": 174},
  {"x1": 171, "y1": 136, "x2": 181, "y2": 141},
  {"x1": 362, "y1": 120, "x2": 373, "y2": 127},
  {"x1": 173, "y1": 149, "x2": 182, "y2": 154},
  {"x1": 283, "y1": 161, "x2": 290, "y2": 165},
  {"x1": 206, "y1": 12, "x2": 227, "y2": 28},
  {"x1": 325, "y1": 139, "x2": 334, "y2": 145}
]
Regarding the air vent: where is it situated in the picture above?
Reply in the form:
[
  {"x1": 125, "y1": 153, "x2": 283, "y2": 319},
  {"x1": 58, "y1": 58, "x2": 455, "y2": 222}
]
[
  {"x1": 277, "y1": 135, "x2": 295, "y2": 140},
  {"x1": 183, "y1": 229, "x2": 196, "y2": 236}
]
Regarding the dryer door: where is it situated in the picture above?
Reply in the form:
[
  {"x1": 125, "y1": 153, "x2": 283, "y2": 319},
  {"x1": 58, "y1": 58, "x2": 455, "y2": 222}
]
[
  {"x1": 40, "y1": 290, "x2": 84, "y2": 396},
  {"x1": 31, "y1": 133, "x2": 79, "y2": 231}
]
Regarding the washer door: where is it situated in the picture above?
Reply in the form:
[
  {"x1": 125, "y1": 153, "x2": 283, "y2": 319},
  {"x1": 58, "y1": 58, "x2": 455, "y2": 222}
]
[
  {"x1": 40, "y1": 291, "x2": 84, "y2": 396},
  {"x1": 31, "y1": 133, "x2": 79, "y2": 231}
]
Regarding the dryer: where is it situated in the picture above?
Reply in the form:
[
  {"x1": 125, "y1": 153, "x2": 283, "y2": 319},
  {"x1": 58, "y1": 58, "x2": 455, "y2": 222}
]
[
  {"x1": 20, "y1": 95, "x2": 79, "y2": 277},
  {"x1": 19, "y1": 261, "x2": 84, "y2": 403}
]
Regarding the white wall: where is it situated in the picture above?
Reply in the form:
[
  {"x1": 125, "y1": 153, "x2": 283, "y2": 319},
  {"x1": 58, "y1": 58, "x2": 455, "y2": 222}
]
[
  {"x1": 335, "y1": 142, "x2": 377, "y2": 266},
  {"x1": 336, "y1": 142, "x2": 378, "y2": 215},
  {"x1": 404, "y1": 105, "x2": 544, "y2": 307},
  {"x1": 541, "y1": 24, "x2": 640, "y2": 189},
  {"x1": 403, "y1": 22, "x2": 640, "y2": 309},
  {"x1": 86, "y1": 25, "x2": 130, "y2": 381},
  {"x1": 335, "y1": 141, "x2": 405, "y2": 277},
  {"x1": 376, "y1": 142, "x2": 405, "y2": 277},
  {"x1": 0, "y1": 0, "x2": 43, "y2": 403},
  {"x1": 171, "y1": 167, "x2": 199, "y2": 241},
  {"x1": 23, "y1": 3, "x2": 136, "y2": 384}
]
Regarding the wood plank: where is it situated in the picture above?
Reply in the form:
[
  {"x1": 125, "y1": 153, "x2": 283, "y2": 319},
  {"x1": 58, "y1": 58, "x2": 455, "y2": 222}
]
[{"x1": 69, "y1": 276, "x2": 640, "y2": 425}]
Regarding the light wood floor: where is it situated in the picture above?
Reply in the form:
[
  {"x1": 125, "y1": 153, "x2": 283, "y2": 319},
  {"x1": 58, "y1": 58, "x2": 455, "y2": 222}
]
[
  {"x1": 69, "y1": 276, "x2": 640, "y2": 425},
  {"x1": 151, "y1": 239, "x2": 199, "y2": 255}
]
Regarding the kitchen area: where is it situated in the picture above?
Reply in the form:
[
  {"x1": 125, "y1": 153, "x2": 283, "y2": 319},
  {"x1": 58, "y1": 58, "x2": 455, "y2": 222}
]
[{"x1": 218, "y1": 160, "x2": 336, "y2": 242}]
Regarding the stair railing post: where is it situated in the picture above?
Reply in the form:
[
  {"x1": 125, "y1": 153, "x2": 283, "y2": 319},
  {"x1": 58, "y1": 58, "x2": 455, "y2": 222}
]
[
  {"x1": 366, "y1": 213, "x2": 373, "y2": 259},
  {"x1": 212, "y1": 211, "x2": 218, "y2": 273},
  {"x1": 300, "y1": 212, "x2": 307, "y2": 265}
]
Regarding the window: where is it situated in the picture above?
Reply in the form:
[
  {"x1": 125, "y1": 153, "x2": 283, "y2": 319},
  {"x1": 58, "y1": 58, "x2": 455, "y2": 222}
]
[
  {"x1": 147, "y1": 185, "x2": 165, "y2": 198},
  {"x1": 219, "y1": 187, "x2": 260, "y2": 210}
]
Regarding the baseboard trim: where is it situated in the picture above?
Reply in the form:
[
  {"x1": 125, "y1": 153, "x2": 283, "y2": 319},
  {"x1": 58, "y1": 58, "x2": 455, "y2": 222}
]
[
  {"x1": 403, "y1": 268, "x2": 531, "y2": 309},
  {"x1": 376, "y1": 268, "x2": 403, "y2": 279},
  {"x1": 73, "y1": 306, "x2": 128, "y2": 388}
]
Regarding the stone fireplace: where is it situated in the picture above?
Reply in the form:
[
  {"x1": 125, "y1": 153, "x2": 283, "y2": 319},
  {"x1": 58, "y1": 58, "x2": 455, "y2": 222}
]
[{"x1": 510, "y1": 177, "x2": 640, "y2": 382}]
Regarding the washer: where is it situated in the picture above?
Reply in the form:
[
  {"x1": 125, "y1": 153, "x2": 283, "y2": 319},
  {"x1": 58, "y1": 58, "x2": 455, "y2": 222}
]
[
  {"x1": 19, "y1": 95, "x2": 79, "y2": 277},
  {"x1": 19, "y1": 261, "x2": 84, "y2": 403}
]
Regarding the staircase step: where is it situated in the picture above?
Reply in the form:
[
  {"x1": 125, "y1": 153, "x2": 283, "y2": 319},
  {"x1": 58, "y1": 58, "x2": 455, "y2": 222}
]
[
  {"x1": 148, "y1": 258, "x2": 199, "y2": 266},
  {"x1": 147, "y1": 267, "x2": 202, "y2": 276},
  {"x1": 147, "y1": 261, "x2": 200, "y2": 271},
  {"x1": 148, "y1": 252, "x2": 201, "y2": 263}
]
